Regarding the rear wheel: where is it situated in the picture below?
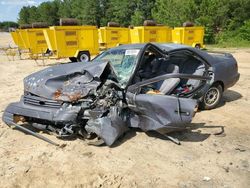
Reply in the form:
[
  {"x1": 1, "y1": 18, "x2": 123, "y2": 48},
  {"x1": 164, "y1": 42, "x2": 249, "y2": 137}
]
[
  {"x1": 77, "y1": 51, "x2": 90, "y2": 62},
  {"x1": 200, "y1": 84, "x2": 223, "y2": 110}
]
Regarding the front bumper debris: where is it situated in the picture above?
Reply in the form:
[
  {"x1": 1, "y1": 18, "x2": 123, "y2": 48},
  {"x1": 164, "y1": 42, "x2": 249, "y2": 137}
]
[{"x1": 2, "y1": 96, "x2": 80, "y2": 126}]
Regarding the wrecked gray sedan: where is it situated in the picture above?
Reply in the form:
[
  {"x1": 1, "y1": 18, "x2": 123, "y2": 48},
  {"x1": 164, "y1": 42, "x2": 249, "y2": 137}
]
[{"x1": 2, "y1": 43, "x2": 239, "y2": 146}]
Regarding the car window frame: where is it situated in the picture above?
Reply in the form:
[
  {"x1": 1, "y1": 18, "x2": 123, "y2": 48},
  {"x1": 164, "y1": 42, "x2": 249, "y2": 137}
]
[
  {"x1": 125, "y1": 43, "x2": 168, "y2": 88},
  {"x1": 127, "y1": 45, "x2": 213, "y2": 98}
]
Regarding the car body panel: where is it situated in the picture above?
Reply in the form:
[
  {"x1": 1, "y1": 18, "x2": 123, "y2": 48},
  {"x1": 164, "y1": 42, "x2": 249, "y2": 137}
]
[
  {"x1": 126, "y1": 92, "x2": 197, "y2": 134},
  {"x1": 23, "y1": 61, "x2": 115, "y2": 102}
]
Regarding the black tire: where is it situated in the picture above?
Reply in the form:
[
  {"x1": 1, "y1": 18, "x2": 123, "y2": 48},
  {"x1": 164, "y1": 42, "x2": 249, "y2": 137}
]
[
  {"x1": 200, "y1": 84, "x2": 223, "y2": 110},
  {"x1": 183, "y1": 21, "x2": 194, "y2": 27},
  {"x1": 195, "y1": 44, "x2": 201, "y2": 49},
  {"x1": 32, "y1": 22, "x2": 49, "y2": 28},
  {"x1": 60, "y1": 18, "x2": 79, "y2": 26},
  {"x1": 143, "y1": 20, "x2": 157, "y2": 26},
  {"x1": 77, "y1": 51, "x2": 90, "y2": 62},
  {"x1": 19, "y1": 24, "x2": 32, "y2": 29},
  {"x1": 69, "y1": 57, "x2": 77, "y2": 62},
  {"x1": 107, "y1": 22, "x2": 120, "y2": 27}
]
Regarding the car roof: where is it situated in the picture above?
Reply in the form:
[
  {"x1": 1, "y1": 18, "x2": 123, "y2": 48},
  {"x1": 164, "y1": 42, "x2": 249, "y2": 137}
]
[
  {"x1": 114, "y1": 43, "x2": 147, "y2": 49},
  {"x1": 96, "y1": 42, "x2": 213, "y2": 66},
  {"x1": 154, "y1": 43, "x2": 191, "y2": 51},
  {"x1": 113, "y1": 43, "x2": 191, "y2": 51}
]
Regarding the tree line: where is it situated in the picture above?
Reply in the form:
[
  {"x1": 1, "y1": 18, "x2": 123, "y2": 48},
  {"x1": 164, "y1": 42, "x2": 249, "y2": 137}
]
[
  {"x1": 0, "y1": 22, "x2": 19, "y2": 31},
  {"x1": 17, "y1": 0, "x2": 250, "y2": 45}
]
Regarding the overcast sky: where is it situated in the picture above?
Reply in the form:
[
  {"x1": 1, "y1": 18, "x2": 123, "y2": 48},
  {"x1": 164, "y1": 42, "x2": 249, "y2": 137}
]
[{"x1": 0, "y1": 0, "x2": 51, "y2": 22}]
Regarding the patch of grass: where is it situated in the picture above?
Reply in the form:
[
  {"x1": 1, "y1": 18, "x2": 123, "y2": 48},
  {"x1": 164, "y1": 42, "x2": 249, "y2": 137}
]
[
  {"x1": 212, "y1": 20, "x2": 250, "y2": 48},
  {"x1": 215, "y1": 39, "x2": 250, "y2": 48},
  {"x1": 205, "y1": 38, "x2": 250, "y2": 49}
]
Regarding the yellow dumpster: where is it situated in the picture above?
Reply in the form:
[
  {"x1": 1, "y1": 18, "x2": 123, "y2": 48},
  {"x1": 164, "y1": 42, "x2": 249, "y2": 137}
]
[
  {"x1": 18, "y1": 29, "x2": 32, "y2": 50},
  {"x1": 10, "y1": 30, "x2": 26, "y2": 50},
  {"x1": 21, "y1": 28, "x2": 49, "y2": 55},
  {"x1": 43, "y1": 25, "x2": 99, "y2": 62},
  {"x1": 172, "y1": 26, "x2": 205, "y2": 48},
  {"x1": 130, "y1": 26, "x2": 172, "y2": 43},
  {"x1": 10, "y1": 31, "x2": 19, "y2": 46},
  {"x1": 98, "y1": 27, "x2": 130, "y2": 49}
]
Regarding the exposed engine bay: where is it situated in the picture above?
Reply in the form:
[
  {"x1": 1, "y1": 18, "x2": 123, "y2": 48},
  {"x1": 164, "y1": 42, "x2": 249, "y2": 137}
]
[{"x1": 29, "y1": 78, "x2": 128, "y2": 146}]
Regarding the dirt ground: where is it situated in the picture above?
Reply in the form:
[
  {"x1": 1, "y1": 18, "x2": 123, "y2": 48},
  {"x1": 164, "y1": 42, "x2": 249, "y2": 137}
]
[{"x1": 0, "y1": 32, "x2": 249, "y2": 188}]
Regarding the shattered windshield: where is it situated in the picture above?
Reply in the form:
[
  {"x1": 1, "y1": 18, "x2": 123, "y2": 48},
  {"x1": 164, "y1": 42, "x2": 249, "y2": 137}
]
[{"x1": 95, "y1": 48, "x2": 140, "y2": 85}]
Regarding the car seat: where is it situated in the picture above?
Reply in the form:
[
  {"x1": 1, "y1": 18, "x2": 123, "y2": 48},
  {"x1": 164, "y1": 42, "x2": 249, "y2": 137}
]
[
  {"x1": 158, "y1": 64, "x2": 180, "y2": 94},
  {"x1": 185, "y1": 64, "x2": 205, "y2": 88}
]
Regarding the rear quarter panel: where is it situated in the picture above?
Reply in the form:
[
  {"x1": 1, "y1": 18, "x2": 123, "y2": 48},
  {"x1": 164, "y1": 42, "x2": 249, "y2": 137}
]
[{"x1": 208, "y1": 53, "x2": 239, "y2": 90}]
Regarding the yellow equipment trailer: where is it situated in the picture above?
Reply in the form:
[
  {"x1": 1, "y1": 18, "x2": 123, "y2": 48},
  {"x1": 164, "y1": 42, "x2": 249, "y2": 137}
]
[
  {"x1": 20, "y1": 28, "x2": 49, "y2": 55},
  {"x1": 43, "y1": 25, "x2": 99, "y2": 62},
  {"x1": 130, "y1": 26, "x2": 172, "y2": 43},
  {"x1": 18, "y1": 29, "x2": 30, "y2": 49},
  {"x1": 172, "y1": 26, "x2": 205, "y2": 48},
  {"x1": 10, "y1": 29, "x2": 27, "y2": 50},
  {"x1": 98, "y1": 27, "x2": 130, "y2": 49}
]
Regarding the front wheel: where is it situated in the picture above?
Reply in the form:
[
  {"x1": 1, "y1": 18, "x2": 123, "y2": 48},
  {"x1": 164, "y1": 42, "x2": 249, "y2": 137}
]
[
  {"x1": 200, "y1": 84, "x2": 223, "y2": 110},
  {"x1": 77, "y1": 51, "x2": 90, "y2": 62}
]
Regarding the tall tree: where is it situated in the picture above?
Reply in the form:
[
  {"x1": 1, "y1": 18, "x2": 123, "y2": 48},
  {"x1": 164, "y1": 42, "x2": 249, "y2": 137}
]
[
  {"x1": 152, "y1": 0, "x2": 200, "y2": 27},
  {"x1": 58, "y1": 0, "x2": 75, "y2": 18},
  {"x1": 226, "y1": 0, "x2": 250, "y2": 30},
  {"x1": 105, "y1": 0, "x2": 137, "y2": 26},
  {"x1": 71, "y1": 0, "x2": 101, "y2": 26},
  {"x1": 99, "y1": 0, "x2": 110, "y2": 26},
  {"x1": 18, "y1": 6, "x2": 30, "y2": 24},
  {"x1": 27, "y1": 6, "x2": 40, "y2": 24},
  {"x1": 131, "y1": 0, "x2": 156, "y2": 26},
  {"x1": 37, "y1": 1, "x2": 60, "y2": 25}
]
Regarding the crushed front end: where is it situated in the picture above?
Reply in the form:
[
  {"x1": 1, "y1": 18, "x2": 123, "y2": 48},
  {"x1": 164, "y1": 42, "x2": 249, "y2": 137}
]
[
  {"x1": 2, "y1": 60, "x2": 198, "y2": 146},
  {"x1": 2, "y1": 61, "x2": 129, "y2": 146}
]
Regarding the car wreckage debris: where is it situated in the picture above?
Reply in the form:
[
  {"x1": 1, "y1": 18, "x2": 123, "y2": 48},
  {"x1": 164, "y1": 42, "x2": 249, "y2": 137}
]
[
  {"x1": 2, "y1": 58, "x2": 199, "y2": 146},
  {"x1": 2, "y1": 43, "x2": 240, "y2": 147},
  {"x1": 164, "y1": 134, "x2": 181, "y2": 145},
  {"x1": 9, "y1": 122, "x2": 59, "y2": 146}
]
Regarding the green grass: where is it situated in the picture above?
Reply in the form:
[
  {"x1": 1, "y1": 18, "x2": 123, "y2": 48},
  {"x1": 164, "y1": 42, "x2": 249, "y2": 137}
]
[{"x1": 205, "y1": 40, "x2": 250, "y2": 49}]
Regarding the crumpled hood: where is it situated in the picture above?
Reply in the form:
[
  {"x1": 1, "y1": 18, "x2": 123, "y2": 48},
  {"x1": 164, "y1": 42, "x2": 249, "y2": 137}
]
[{"x1": 24, "y1": 61, "x2": 115, "y2": 102}]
